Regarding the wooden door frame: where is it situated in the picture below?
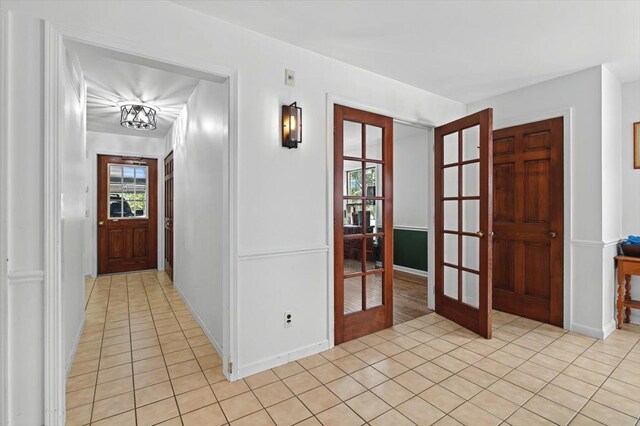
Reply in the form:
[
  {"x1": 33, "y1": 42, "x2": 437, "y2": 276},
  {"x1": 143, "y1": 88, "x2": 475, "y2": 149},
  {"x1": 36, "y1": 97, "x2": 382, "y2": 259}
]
[
  {"x1": 164, "y1": 151, "x2": 174, "y2": 280},
  {"x1": 326, "y1": 95, "x2": 435, "y2": 347},
  {"x1": 97, "y1": 154, "x2": 159, "y2": 275},
  {"x1": 43, "y1": 22, "x2": 239, "y2": 423}
]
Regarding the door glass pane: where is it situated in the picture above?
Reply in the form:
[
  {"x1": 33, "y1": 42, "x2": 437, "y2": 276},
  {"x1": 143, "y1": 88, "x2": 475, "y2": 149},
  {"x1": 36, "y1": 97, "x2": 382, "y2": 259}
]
[
  {"x1": 365, "y1": 236, "x2": 383, "y2": 271},
  {"x1": 443, "y1": 132, "x2": 458, "y2": 165},
  {"x1": 444, "y1": 235, "x2": 458, "y2": 265},
  {"x1": 366, "y1": 273, "x2": 383, "y2": 309},
  {"x1": 344, "y1": 160, "x2": 363, "y2": 196},
  {"x1": 344, "y1": 238, "x2": 362, "y2": 275},
  {"x1": 108, "y1": 164, "x2": 148, "y2": 219},
  {"x1": 365, "y1": 200, "x2": 383, "y2": 234},
  {"x1": 462, "y1": 236, "x2": 479, "y2": 271},
  {"x1": 365, "y1": 162, "x2": 382, "y2": 197},
  {"x1": 462, "y1": 125, "x2": 480, "y2": 161},
  {"x1": 444, "y1": 266, "x2": 458, "y2": 300},
  {"x1": 443, "y1": 166, "x2": 458, "y2": 198},
  {"x1": 365, "y1": 125, "x2": 383, "y2": 161},
  {"x1": 344, "y1": 276, "x2": 363, "y2": 314},
  {"x1": 443, "y1": 200, "x2": 458, "y2": 231},
  {"x1": 462, "y1": 162, "x2": 479, "y2": 197},
  {"x1": 344, "y1": 120, "x2": 362, "y2": 158},
  {"x1": 462, "y1": 199, "x2": 479, "y2": 232},
  {"x1": 343, "y1": 199, "x2": 363, "y2": 229},
  {"x1": 462, "y1": 272, "x2": 479, "y2": 308}
]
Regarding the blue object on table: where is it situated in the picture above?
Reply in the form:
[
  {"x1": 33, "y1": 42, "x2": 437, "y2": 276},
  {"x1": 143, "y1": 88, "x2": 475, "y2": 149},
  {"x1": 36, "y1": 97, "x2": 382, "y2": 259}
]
[{"x1": 626, "y1": 235, "x2": 640, "y2": 245}]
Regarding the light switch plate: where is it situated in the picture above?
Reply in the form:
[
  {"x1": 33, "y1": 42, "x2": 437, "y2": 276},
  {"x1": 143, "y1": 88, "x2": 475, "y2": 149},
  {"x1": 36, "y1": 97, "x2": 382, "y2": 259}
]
[{"x1": 285, "y1": 69, "x2": 295, "y2": 87}]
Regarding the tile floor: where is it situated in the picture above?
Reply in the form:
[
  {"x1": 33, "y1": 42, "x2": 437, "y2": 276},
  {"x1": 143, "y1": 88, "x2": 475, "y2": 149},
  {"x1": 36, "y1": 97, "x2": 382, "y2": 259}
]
[{"x1": 68, "y1": 271, "x2": 640, "y2": 425}]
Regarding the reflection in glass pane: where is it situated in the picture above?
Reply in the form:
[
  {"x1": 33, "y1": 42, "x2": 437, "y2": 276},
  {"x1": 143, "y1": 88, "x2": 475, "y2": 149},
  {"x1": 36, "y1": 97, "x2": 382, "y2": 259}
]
[
  {"x1": 462, "y1": 200, "x2": 479, "y2": 232},
  {"x1": 443, "y1": 166, "x2": 458, "y2": 198},
  {"x1": 344, "y1": 120, "x2": 362, "y2": 158},
  {"x1": 343, "y1": 238, "x2": 362, "y2": 275},
  {"x1": 366, "y1": 273, "x2": 383, "y2": 309},
  {"x1": 135, "y1": 166, "x2": 147, "y2": 186},
  {"x1": 365, "y1": 125, "x2": 383, "y2": 160},
  {"x1": 443, "y1": 200, "x2": 458, "y2": 231},
  {"x1": 443, "y1": 132, "x2": 458, "y2": 165},
  {"x1": 123, "y1": 166, "x2": 135, "y2": 184},
  {"x1": 365, "y1": 163, "x2": 382, "y2": 197},
  {"x1": 343, "y1": 199, "x2": 363, "y2": 229},
  {"x1": 462, "y1": 236, "x2": 479, "y2": 271},
  {"x1": 365, "y1": 200, "x2": 383, "y2": 234},
  {"x1": 444, "y1": 266, "x2": 458, "y2": 300},
  {"x1": 344, "y1": 276, "x2": 363, "y2": 314},
  {"x1": 344, "y1": 160, "x2": 363, "y2": 196},
  {"x1": 444, "y1": 235, "x2": 458, "y2": 265},
  {"x1": 462, "y1": 272, "x2": 479, "y2": 308},
  {"x1": 109, "y1": 165, "x2": 122, "y2": 183},
  {"x1": 462, "y1": 162, "x2": 479, "y2": 197},
  {"x1": 109, "y1": 199, "x2": 123, "y2": 219},
  {"x1": 365, "y1": 236, "x2": 383, "y2": 271},
  {"x1": 462, "y1": 125, "x2": 480, "y2": 161}
]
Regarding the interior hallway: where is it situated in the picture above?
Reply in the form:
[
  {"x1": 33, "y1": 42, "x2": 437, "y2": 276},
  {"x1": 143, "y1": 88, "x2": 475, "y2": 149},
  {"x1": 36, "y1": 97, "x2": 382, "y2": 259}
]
[{"x1": 69, "y1": 272, "x2": 640, "y2": 426}]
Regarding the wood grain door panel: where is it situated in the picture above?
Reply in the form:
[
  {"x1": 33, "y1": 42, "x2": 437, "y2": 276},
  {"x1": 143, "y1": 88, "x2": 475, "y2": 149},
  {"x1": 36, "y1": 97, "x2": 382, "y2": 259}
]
[
  {"x1": 97, "y1": 155, "x2": 158, "y2": 275},
  {"x1": 492, "y1": 117, "x2": 563, "y2": 326},
  {"x1": 164, "y1": 151, "x2": 174, "y2": 280},
  {"x1": 334, "y1": 105, "x2": 393, "y2": 344}
]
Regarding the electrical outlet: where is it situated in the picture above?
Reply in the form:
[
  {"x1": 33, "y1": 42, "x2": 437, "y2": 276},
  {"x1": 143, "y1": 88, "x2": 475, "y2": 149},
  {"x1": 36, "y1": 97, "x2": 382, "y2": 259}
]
[
  {"x1": 285, "y1": 69, "x2": 295, "y2": 87},
  {"x1": 284, "y1": 311, "x2": 293, "y2": 328}
]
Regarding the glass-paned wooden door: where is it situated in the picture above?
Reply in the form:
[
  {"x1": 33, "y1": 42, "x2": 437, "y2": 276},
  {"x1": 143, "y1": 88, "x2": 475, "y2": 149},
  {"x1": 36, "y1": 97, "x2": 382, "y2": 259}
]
[
  {"x1": 334, "y1": 105, "x2": 393, "y2": 344},
  {"x1": 434, "y1": 109, "x2": 493, "y2": 338}
]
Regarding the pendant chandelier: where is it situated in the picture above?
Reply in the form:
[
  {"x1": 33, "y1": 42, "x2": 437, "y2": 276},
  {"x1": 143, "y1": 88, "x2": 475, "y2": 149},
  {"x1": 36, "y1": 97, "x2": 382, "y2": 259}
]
[{"x1": 120, "y1": 103, "x2": 157, "y2": 130}]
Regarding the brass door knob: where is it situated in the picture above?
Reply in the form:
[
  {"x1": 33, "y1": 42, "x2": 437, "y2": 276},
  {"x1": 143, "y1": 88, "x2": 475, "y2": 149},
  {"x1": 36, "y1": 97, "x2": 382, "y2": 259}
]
[
  {"x1": 549, "y1": 231, "x2": 557, "y2": 238},
  {"x1": 98, "y1": 221, "x2": 104, "y2": 226},
  {"x1": 475, "y1": 231, "x2": 484, "y2": 238}
]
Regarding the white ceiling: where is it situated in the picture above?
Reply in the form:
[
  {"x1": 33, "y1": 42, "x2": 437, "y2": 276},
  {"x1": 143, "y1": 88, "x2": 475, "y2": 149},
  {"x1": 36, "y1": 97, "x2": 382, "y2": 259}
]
[
  {"x1": 174, "y1": 0, "x2": 640, "y2": 103},
  {"x1": 70, "y1": 43, "x2": 202, "y2": 139}
]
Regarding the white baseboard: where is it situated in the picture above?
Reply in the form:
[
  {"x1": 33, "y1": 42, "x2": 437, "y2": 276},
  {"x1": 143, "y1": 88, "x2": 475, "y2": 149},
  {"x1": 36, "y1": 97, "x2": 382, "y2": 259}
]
[
  {"x1": 393, "y1": 265, "x2": 428, "y2": 277},
  {"x1": 65, "y1": 312, "x2": 86, "y2": 378},
  {"x1": 571, "y1": 320, "x2": 615, "y2": 340},
  {"x1": 236, "y1": 340, "x2": 330, "y2": 379},
  {"x1": 172, "y1": 282, "x2": 223, "y2": 357}
]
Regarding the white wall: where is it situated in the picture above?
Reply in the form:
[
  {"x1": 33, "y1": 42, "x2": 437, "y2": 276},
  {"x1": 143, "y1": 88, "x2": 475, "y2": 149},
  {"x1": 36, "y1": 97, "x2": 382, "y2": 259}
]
[
  {"x1": 61, "y1": 48, "x2": 87, "y2": 376},
  {"x1": 394, "y1": 123, "x2": 429, "y2": 229},
  {"x1": 620, "y1": 80, "x2": 640, "y2": 322},
  {"x1": 0, "y1": 2, "x2": 465, "y2": 419},
  {"x1": 469, "y1": 66, "x2": 616, "y2": 338},
  {"x1": 85, "y1": 131, "x2": 166, "y2": 277},
  {"x1": 165, "y1": 79, "x2": 228, "y2": 353}
]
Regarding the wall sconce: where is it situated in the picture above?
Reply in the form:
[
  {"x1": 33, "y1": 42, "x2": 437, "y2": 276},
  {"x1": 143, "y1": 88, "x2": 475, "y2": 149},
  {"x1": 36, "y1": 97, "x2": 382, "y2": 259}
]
[{"x1": 282, "y1": 102, "x2": 302, "y2": 149}]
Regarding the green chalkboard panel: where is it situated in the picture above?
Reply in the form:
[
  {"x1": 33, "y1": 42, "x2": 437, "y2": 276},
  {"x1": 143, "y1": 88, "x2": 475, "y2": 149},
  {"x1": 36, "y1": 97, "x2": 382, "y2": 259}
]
[{"x1": 393, "y1": 228, "x2": 428, "y2": 272}]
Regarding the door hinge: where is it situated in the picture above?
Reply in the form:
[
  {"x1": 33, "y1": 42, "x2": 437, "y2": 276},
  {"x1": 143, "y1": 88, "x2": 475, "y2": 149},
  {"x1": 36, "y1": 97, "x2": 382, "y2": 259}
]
[{"x1": 228, "y1": 362, "x2": 233, "y2": 374}]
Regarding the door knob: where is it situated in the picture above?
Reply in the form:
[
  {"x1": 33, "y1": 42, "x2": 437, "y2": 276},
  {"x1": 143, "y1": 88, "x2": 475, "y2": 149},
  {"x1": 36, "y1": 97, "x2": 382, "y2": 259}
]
[
  {"x1": 549, "y1": 231, "x2": 557, "y2": 238},
  {"x1": 98, "y1": 221, "x2": 104, "y2": 226},
  {"x1": 475, "y1": 231, "x2": 484, "y2": 238}
]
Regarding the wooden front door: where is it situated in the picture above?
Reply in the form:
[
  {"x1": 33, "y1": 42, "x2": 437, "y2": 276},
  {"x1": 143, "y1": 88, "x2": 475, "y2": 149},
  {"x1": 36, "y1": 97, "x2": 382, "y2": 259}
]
[
  {"x1": 492, "y1": 118, "x2": 564, "y2": 326},
  {"x1": 334, "y1": 105, "x2": 394, "y2": 344},
  {"x1": 435, "y1": 109, "x2": 493, "y2": 338},
  {"x1": 164, "y1": 151, "x2": 174, "y2": 280},
  {"x1": 98, "y1": 155, "x2": 158, "y2": 274}
]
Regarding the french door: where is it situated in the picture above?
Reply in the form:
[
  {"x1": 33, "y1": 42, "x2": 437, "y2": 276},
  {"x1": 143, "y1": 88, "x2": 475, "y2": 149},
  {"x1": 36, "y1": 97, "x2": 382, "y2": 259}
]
[
  {"x1": 334, "y1": 105, "x2": 393, "y2": 344},
  {"x1": 434, "y1": 109, "x2": 493, "y2": 338},
  {"x1": 164, "y1": 151, "x2": 174, "y2": 280}
]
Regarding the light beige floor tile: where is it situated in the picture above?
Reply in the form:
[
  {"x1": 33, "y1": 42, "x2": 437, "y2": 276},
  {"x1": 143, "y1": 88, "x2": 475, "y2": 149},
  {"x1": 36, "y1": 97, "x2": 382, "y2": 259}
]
[
  {"x1": 450, "y1": 401, "x2": 501, "y2": 426},
  {"x1": 392, "y1": 350, "x2": 428, "y2": 368},
  {"x1": 299, "y1": 385, "x2": 341, "y2": 414},
  {"x1": 298, "y1": 353, "x2": 330, "y2": 370},
  {"x1": 211, "y1": 377, "x2": 250, "y2": 400},
  {"x1": 167, "y1": 359, "x2": 201, "y2": 379},
  {"x1": 273, "y1": 361, "x2": 305, "y2": 379},
  {"x1": 325, "y1": 375, "x2": 367, "y2": 401},
  {"x1": 487, "y1": 379, "x2": 533, "y2": 405},
  {"x1": 282, "y1": 371, "x2": 322, "y2": 394},
  {"x1": 419, "y1": 384, "x2": 465, "y2": 413},
  {"x1": 91, "y1": 409, "x2": 136, "y2": 426},
  {"x1": 354, "y1": 347, "x2": 387, "y2": 365},
  {"x1": 92, "y1": 391, "x2": 135, "y2": 422},
  {"x1": 507, "y1": 407, "x2": 555, "y2": 426},
  {"x1": 94, "y1": 376, "x2": 133, "y2": 401},
  {"x1": 569, "y1": 413, "x2": 604, "y2": 425},
  {"x1": 67, "y1": 371, "x2": 98, "y2": 392},
  {"x1": 170, "y1": 370, "x2": 208, "y2": 394},
  {"x1": 219, "y1": 390, "x2": 262, "y2": 421},
  {"x1": 309, "y1": 362, "x2": 346, "y2": 383},
  {"x1": 182, "y1": 403, "x2": 227, "y2": 426},
  {"x1": 372, "y1": 358, "x2": 409, "y2": 378},
  {"x1": 134, "y1": 366, "x2": 169, "y2": 389},
  {"x1": 538, "y1": 383, "x2": 587, "y2": 412},
  {"x1": 244, "y1": 369, "x2": 279, "y2": 389},
  {"x1": 176, "y1": 385, "x2": 217, "y2": 414},
  {"x1": 333, "y1": 354, "x2": 368, "y2": 374},
  {"x1": 266, "y1": 397, "x2": 313, "y2": 426},
  {"x1": 316, "y1": 403, "x2": 364, "y2": 425},
  {"x1": 397, "y1": 396, "x2": 445, "y2": 426},
  {"x1": 66, "y1": 403, "x2": 93, "y2": 426},
  {"x1": 230, "y1": 409, "x2": 275, "y2": 426},
  {"x1": 457, "y1": 365, "x2": 499, "y2": 388},
  {"x1": 371, "y1": 380, "x2": 414, "y2": 407},
  {"x1": 370, "y1": 408, "x2": 414, "y2": 425},
  {"x1": 524, "y1": 395, "x2": 576, "y2": 425},
  {"x1": 591, "y1": 388, "x2": 640, "y2": 418},
  {"x1": 579, "y1": 401, "x2": 636, "y2": 426},
  {"x1": 66, "y1": 387, "x2": 95, "y2": 409},
  {"x1": 394, "y1": 370, "x2": 434, "y2": 394},
  {"x1": 346, "y1": 390, "x2": 391, "y2": 421},
  {"x1": 439, "y1": 375, "x2": 481, "y2": 399},
  {"x1": 254, "y1": 380, "x2": 294, "y2": 407}
]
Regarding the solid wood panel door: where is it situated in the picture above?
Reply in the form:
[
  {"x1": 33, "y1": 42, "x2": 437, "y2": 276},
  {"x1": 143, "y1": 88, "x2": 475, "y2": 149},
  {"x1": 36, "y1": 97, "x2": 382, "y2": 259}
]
[
  {"x1": 334, "y1": 104, "x2": 393, "y2": 344},
  {"x1": 435, "y1": 109, "x2": 493, "y2": 338},
  {"x1": 97, "y1": 155, "x2": 158, "y2": 274},
  {"x1": 492, "y1": 117, "x2": 563, "y2": 326},
  {"x1": 164, "y1": 151, "x2": 174, "y2": 280}
]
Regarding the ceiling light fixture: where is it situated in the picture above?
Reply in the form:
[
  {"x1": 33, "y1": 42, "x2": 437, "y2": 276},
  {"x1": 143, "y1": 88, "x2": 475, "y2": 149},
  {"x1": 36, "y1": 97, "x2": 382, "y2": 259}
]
[{"x1": 119, "y1": 103, "x2": 158, "y2": 130}]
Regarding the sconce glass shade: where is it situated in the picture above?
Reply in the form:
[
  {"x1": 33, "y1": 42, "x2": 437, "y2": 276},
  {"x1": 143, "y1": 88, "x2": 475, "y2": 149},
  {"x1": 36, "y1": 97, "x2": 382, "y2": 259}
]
[
  {"x1": 120, "y1": 104, "x2": 157, "y2": 130},
  {"x1": 282, "y1": 102, "x2": 302, "y2": 149}
]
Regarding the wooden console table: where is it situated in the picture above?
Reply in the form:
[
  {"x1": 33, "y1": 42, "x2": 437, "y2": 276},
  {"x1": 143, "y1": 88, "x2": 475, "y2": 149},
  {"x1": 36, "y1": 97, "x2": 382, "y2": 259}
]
[{"x1": 615, "y1": 255, "x2": 640, "y2": 328}]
